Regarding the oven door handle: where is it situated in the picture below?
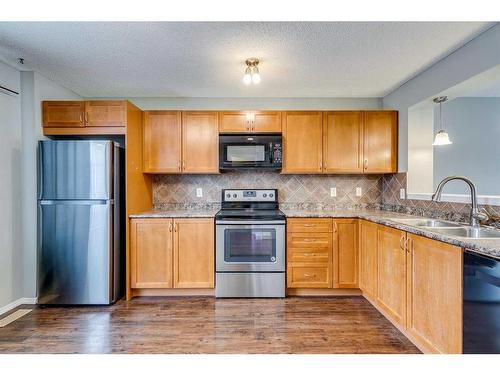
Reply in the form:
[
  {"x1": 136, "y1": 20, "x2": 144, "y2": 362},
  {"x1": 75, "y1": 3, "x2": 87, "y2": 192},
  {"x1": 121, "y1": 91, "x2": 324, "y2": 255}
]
[{"x1": 216, "y1": 220, "x2": 286, "y2": 225}]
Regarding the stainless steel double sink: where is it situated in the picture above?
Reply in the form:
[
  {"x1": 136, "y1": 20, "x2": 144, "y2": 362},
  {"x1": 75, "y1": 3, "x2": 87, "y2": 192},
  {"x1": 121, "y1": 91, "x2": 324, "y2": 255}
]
[{"x1": 389, "y1": 218, "x2": 500, "y2": 239}]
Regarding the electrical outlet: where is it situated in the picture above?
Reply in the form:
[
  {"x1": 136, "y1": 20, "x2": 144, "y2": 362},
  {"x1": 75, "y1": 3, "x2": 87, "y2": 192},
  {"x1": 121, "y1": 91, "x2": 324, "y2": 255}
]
[
  {"x1": 355, "y1": 187, "x2": 362, "y2": 197},
  {"x1": 196, "y1": 188, "x2": 203, "y2": 198},
  {"x1": 330, "y1": 187, "x2": 337, "y2": 197},
  {"x1": 399, "y1": 188, "x2": 406, "y2": 200}
]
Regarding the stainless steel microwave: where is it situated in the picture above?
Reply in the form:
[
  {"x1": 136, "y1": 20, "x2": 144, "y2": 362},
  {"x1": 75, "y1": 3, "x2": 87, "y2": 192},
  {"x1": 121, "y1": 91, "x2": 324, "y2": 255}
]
[{"x1": 219, "y1": 134, "x2": 282, "y2": 170}]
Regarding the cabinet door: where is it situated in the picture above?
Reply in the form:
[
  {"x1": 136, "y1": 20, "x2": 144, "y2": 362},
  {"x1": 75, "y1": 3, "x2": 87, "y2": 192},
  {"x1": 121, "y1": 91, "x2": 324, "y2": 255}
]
[
  {"x1": 406, "y1": 234, "x2": 462, "y2": 353},
  {"x1": 359, "y1": 220, "x2": 378, "y2": 298},
  {"x1": 252, "y1": 111, "x2": 282, "y2": 132},
  {"x1": 333, "y1": 219, "x2": 358, "y2": 288},
  {"x1": 173, "y1": 218, "x2": 215, "y2": 288},
  {"x1": 182, "y1": 111, "x2": 219, "y2": 173},
  {"x1": 323, "y1": 111, "x2": 363, "y2": 173},
  {"x1": 85, "y1": 101, "x2": 126, "y2": 127},
  {"x1": 130, "y1": 219, "x2": 173, "y2": 288},
  {"x1": 377, "y1": 225, "x2": 407, "y2": 327},
  {"x1": 143, "y1": 111, "x2": 182, "y2": 173},
  {"x1": 363, "y1": 111, "x2": 398, "y2": 173},
  {"x1": 219, "y1": 112, "x2": 250, "y2": 133},
  {"x1": 282, "y1": 111, "x2": 323, "y2": 173},
  {"x1": 42, "y1": 101, "x2": 84, "y2": 127}
]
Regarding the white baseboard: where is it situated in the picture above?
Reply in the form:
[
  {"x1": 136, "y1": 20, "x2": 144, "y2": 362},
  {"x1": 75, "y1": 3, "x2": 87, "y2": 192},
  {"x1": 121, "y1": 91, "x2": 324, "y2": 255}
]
[{"x1": 0, "y1": 297, "x2": 38, "y2": 316}]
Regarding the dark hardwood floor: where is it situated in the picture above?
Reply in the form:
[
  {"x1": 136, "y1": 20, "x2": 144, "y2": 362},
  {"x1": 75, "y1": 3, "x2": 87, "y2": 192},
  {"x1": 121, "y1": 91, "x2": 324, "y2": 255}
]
[{"x1": 0, "y1": 296, "x2": 420, "y2": 354}]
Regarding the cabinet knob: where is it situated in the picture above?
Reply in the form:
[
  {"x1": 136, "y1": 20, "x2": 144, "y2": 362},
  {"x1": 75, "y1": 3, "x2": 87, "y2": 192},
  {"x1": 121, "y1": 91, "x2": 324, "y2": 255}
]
[{"x1": 364, "y1": 159, "x2": 368, "y2": 170}]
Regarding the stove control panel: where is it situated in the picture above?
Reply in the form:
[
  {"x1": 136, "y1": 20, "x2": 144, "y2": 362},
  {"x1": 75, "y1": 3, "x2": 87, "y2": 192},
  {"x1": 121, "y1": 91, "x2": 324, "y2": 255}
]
[{"x1": 223, "y1": 189, "x2": 277, "y2": 202}]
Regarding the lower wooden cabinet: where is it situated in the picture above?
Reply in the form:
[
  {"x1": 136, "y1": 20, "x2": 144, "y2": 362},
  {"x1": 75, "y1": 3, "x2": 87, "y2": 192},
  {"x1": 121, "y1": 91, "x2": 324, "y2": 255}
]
[
  {"x1": 406, "y1": 234, "x2": 462, "y2": 354},
  {"x1": 359, "y1": 220, "x2": 378, "y2": 299},
  {"x1": 287, "y1": 218, "x2": 358, "y2": 289},
  {"x1": 130, "y1": 218, "x2": 214, "y2": 290},
  {"x1": 359, "y1": 221, "x2": 463, "y2": 353},
  {"x1": 376, "y1": 225, "x2": 407, "y2": 327}
]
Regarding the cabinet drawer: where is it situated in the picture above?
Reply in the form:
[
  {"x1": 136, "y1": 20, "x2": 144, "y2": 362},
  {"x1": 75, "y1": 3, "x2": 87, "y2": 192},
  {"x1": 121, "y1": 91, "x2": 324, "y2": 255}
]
[
  {"x1": 287, "y1": 218, "x2": 332, "y2": 233},
  {"x1": 287, "y1": 263, "x2": 332, "y2": 288},
  {"x1": 288, "y1": 249, "x2": 330, "y2": 262},
  {"x1": 287, "y1": 232, "x2": 332, "y2": 247}
]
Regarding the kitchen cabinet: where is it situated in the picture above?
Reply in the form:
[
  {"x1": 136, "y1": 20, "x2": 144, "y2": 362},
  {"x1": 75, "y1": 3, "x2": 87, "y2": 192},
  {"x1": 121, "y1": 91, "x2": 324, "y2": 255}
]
[
  {"x1": 323, "y1": 111, "x2": 364, "y2": 173},
  {"x1": 143, "y1": 111, "x2": 219, "y2": 174},
  {"x1": 143, "y1": 111, "x2": 183, "y2": 173},
  {"x1": 130, "y1": 218, "x2": 215, "y2": 290},
  {"x1": 85, "y1": 101, "x2": 126, "y2": 127},
  {"x1": 406, "y1": 234, "x2": 462, "y2": 354},
  {"x1": 42, "y1": 100, "x2": 127, "y2": 135},
  {"x1": 219, "y1": 111, "x2": 281, "y2": 133},
  {"x1": 130, "y1": 218, "x2": 173, "y2": 288},
  {"x1": 287, "y1": 218, "x2": 333, "y2": 288},
  {"x1": 376, "y1": 225, "x2": 407, "y2": 327},
  {"x1": 363, "y1": 111, "x2": 398, "y2": 173},
  {"x1": 333, "y1": 219, "x2": 358, "y2": 288},
  {"x1": 282, "y1": 111, "x2": 323, "y2": 174},
  {"x1": 173, "y1": 218, "x2": 215, "y2": 288},
  {"x1": 43, "y1": 101, "x2": 85, "y2": 128},
  {"x1": 182, "y1": 111, "x2": 219, "y2": 173},
  {"x1": 359, "y1": 220, "x2": 378, "y2": 299}
]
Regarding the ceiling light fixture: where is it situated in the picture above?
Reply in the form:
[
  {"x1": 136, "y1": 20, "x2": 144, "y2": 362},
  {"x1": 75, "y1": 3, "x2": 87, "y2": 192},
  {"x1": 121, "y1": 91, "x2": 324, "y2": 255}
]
[
  {"x1": 432, "y1": 96, "x2": 452, "y2": 146},
  {"x1": 243, "y1": 58, "x2": 260, "y2": 85}
]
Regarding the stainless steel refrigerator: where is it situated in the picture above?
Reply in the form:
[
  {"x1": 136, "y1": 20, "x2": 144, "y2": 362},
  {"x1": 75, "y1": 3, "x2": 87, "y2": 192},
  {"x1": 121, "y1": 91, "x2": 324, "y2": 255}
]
[{"x1": 37, "y1": 140, "x2": 124, "y2": 305}]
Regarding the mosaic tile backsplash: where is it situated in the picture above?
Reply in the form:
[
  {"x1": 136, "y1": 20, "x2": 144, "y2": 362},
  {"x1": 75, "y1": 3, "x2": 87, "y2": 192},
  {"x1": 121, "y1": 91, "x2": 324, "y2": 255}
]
[
  {"x1": 382, "y1": 173, "x2": 500, "y2": 224},
  {"x1": 153, "y1": 172, "x2": 383, "y2": 210}
]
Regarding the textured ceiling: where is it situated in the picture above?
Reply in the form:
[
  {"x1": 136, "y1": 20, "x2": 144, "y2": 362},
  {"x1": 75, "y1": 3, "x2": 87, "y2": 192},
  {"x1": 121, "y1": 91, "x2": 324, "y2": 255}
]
[{"x1": 0, "y1": 22, "x2": 494, "y2": 98}]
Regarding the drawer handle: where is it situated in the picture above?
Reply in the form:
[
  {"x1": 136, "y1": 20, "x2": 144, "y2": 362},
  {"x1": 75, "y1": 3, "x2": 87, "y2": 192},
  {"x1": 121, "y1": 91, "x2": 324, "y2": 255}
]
[
  {"x1": 304, "y1": 238, "x2": 316, "y2": 242},
  {"x1": 303, "y1": 273, "x2": 316, "y2": 279},
  {"x1": 303, "y1": 224, "x2": 315, "y2": 227}
]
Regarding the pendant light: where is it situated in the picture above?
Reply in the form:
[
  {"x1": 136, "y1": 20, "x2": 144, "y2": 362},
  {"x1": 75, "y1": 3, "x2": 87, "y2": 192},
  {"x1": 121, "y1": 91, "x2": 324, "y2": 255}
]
[
  {"x1": 243, "y1": 58, "x2": 261, "y2": 85},
  {"x1": 432, "y1": 96, "x2": 453, "y2": 146}
]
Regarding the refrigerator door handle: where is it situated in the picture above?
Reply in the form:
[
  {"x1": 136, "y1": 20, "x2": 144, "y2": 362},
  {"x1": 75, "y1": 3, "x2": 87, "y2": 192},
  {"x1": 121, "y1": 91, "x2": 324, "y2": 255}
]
[{"x1": 39, "y1": 199, "x2": 113, "y2": 205}]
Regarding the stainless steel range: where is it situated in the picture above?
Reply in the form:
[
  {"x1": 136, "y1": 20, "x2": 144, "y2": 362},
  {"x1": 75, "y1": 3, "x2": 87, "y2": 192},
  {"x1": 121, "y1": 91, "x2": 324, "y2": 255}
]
[{"x1": 215, "y1": 189, "x2": 286, "y2": 298}]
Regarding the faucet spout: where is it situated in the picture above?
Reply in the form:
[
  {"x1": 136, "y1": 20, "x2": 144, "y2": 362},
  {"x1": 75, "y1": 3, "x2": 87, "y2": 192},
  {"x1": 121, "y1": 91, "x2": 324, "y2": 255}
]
[{"x1": 431, "y1": 176, "x2": 488, "y2": 227}]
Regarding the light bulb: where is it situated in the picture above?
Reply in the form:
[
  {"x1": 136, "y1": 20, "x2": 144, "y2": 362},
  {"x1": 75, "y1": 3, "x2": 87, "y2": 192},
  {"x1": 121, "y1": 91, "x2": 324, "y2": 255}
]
[
  {"x1": 251, "y1": 68, "x2": 261, "y2": 84},
  {"x1": 432, "y1": 130, "x2": 452, "y2": 146},
  {"x1": 243, "y1": 67, "x2": 252, "y2": 85}
]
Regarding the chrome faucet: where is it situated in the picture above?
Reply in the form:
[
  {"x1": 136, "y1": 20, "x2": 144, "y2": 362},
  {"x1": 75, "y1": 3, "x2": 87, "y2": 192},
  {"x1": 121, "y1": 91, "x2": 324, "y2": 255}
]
[{"x1": 432, "y1": 176, "x2": 489, "y2": 227}]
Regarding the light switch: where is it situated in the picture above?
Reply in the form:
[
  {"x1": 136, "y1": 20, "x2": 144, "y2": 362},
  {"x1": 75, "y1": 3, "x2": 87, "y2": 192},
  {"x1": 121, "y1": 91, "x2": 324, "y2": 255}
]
[
  {"x1": 355, "y1": 187, "x2": 362, "y2": 197},
  {"x1": 330, "y1": 187, "x2": 337, "y2": 197},
  {"x1": 196, "y1": 188, "x2": 203, "y2": 198},
  {"x1": 400, "y1": 188, "x2": 406, "y2": 200}
]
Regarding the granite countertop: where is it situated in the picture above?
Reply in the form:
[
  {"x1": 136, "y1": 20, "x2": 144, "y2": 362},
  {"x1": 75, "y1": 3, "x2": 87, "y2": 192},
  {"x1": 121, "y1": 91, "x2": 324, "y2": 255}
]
[
  {"x1": 283, "y1": 209, "x2": 500, "y2": 260},
  {"x1": 129, "y1": 210, "x2": 218, "y2": 218},
  {"x1": 130, "y1": 208, "x2": 500, "y2": 260}
]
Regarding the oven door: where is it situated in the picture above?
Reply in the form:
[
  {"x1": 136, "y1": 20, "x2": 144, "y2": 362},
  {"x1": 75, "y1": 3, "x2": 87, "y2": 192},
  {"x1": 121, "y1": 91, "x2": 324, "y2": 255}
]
[{"x1": 216, "y1": 221, "x2": 285, "y2": 272}]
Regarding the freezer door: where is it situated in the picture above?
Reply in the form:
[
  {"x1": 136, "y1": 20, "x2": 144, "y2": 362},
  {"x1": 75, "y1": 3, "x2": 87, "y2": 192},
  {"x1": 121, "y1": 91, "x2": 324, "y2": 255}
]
[
  {"x1": 38, "y1": 140, "x2": 113, "y2": 200},
  {"x1": 38, "y1": 200, "x2": 113, "y2": 304}
]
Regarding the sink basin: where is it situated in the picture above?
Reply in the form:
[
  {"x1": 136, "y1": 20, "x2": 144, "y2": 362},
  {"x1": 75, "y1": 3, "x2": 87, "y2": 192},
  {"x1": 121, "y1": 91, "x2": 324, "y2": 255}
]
[
  {"x1": 427, "y1": 226, "x2": 500, "y2": 239},
  {"x1": 391, "y1": 218, "x2": 462, "y2": 228}
]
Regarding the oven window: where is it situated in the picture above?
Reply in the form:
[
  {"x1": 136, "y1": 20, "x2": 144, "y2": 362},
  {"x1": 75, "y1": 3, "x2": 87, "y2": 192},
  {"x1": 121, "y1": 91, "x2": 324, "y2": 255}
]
[
  {"x1": 226, "y1": 145, "x2": 266, "y2": 162},
  {"x1": 224, "y1": 228, "x2": 276, "y2": 262}
]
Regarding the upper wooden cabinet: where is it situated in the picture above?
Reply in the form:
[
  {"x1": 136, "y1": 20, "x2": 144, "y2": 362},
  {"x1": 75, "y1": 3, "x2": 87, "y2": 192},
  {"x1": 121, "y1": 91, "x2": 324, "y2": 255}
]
[
  {"x1": 143, "y1": 111, "x2": 182, "y2": 173},
  {"x1": 376, "y1": 225, "x2": 407, "y2": 328},
  {"x1": 182, "y1": 112, "x2": 219, "y2": 173},
  {"x1": 406, "y1": 234, "x2": 462, "y2": 354},
  {"x1": 283, "y1": 110, "x2": 397, "y2": 174},
  {"x1": 219, "y1": 111, "x2": 281, "y2": 133},
  {"x1": 323, "y1": 111, "x2": 364, "y2": 173},
  {"x1": 282, "y1": 111, "x2": 323, "y2": 174},
  {"x1": 143, "y1": 111, "x2": 219, "y2": 174},
  {"x1": 43, "y1": 101, "x2": 85, "y2": 128},
  {"x1": 85, "y1": 101, "x2": 126, "y2": 127},
  {"x1": 42, "y1": 100, "x2": 127, "y2": 135},
  {"x1": 363, "y1": 111, "x2": 398, "y2": 173}
]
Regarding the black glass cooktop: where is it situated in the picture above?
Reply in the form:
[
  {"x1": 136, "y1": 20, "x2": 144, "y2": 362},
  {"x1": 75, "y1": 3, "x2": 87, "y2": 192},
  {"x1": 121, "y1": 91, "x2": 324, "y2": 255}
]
[{"x1": 215, "y1": 209, "x2": 286, "y2": 221}]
